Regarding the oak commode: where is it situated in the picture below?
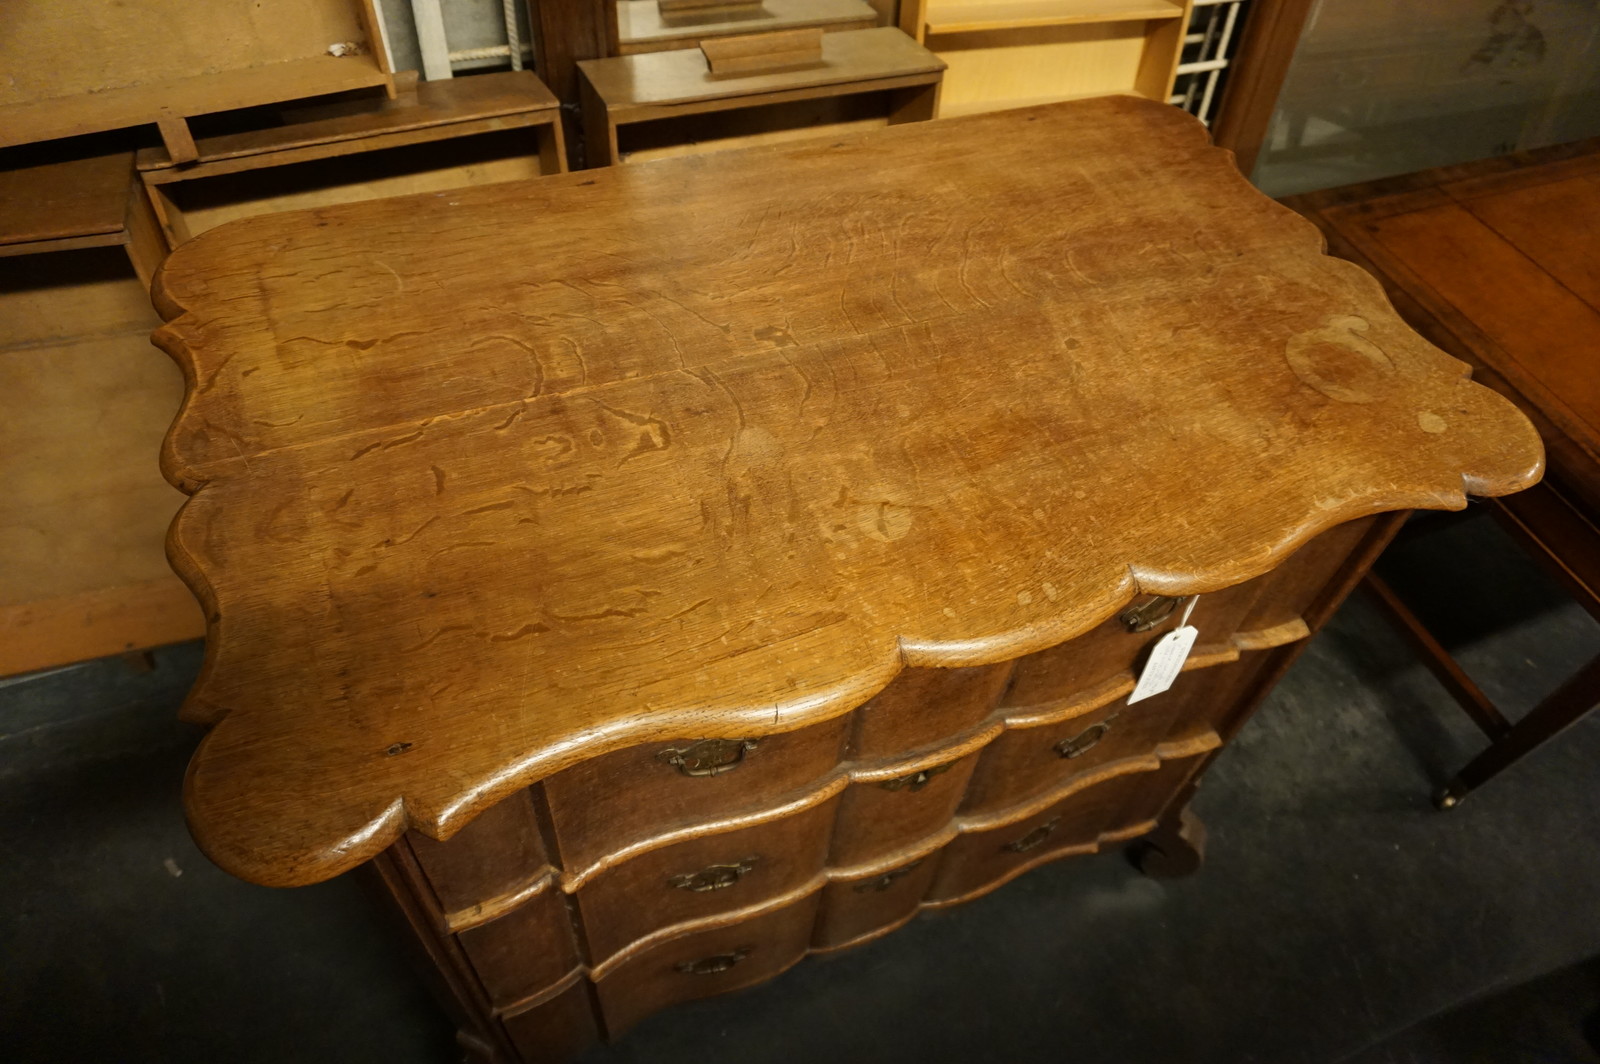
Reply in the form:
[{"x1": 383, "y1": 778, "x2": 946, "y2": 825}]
[{"x1": 153, "y1": 97, "x2": 1543, "y2": 1061}]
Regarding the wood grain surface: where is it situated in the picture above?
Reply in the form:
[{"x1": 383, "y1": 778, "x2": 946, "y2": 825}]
[
  {"x1": 1284, "y1": 139, "x2": 1600, "y2": 512},
  {"x1": 152, "y1": 96, "x2": 1542, "y2": 887}
]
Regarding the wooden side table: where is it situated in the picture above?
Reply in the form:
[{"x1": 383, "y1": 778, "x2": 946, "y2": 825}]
[
  {"x1": 1286, "y1": 138, "x2": 1600, "y2": 807},
  {"x1": 155, "y1": 98, "x2": 1540, "y2": 1059}
]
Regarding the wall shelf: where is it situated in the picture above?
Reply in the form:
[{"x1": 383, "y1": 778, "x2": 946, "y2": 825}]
[
  {"x1": 617, "y1": 0, "x2": 879, "y2": 55},
  {"x1": 924, "y1": 0, "x2": 1182, "y2": 35}
]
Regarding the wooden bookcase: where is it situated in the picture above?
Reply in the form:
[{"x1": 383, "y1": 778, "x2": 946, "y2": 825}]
[
  {"x1": 0, "y1": 152, "x2": 202, "y2": 676},
  {"x1": 900, "y1": 0, "x2": 1195, "y2": 117}
]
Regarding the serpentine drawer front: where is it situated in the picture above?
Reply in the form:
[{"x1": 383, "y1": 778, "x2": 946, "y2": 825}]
[{"x1": 156, "y1": 97, "x2": 1541, "y2": 1061}]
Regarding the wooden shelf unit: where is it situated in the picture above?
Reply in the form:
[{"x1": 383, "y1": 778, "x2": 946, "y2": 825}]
[
  {"x1": 906, "y1": 0, "x2": 1195, "y2": 117},
  {"x1": 615, "y1": 0, "x2": 881, "y2": 55},
  {"x1": 137, "y1": 72, "x2": 567, "y2": 250},
  {"x1": 0, "y1": 0, "x2": 394, "y2": 160},
  {"x1": 924, "y1": 0, "x2": 1183, "y2": 34},
  {"x1": 0, "y1": 151, "x2": 201, "y2": 676},
  {"x1": 580, "y1": 27, "x2": 944, "y2": 165}
]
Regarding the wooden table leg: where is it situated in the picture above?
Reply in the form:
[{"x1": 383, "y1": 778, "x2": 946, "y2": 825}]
[
  {"x1": 1131, "y1": 806, "x2": 1207, "y2": 878},
  {"x1": 579, "y1": 77, "x2": 618, "y2": 168},
  {"x1": 1363, "y1": 573, "x2": 1512, "y2": 741},
  {"x1": 1437, "y1": 650, "x2": 1600, "y2": 809}
]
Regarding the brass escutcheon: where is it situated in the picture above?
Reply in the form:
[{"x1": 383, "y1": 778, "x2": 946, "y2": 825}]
[
  {"x1": 1053, "y1": 719, "x2": 1113, "y2": 759},
  {"x1": 1003, "y1": 817, "x2": 1061, "y2": 854},
  {"x1": 656, "y1": 737, "x2": 759, "y2": 777},
  {"x1": 675, "y1": 946, "x2": 752, "y2": 975},
  {"x1": 668, "y1": 857, "x2": 760, "y2": 892},
  {"x1": 1118, "y1": 595, "x2": 1180, "y2": 633},
  {"x1": 878, "y1": 762, "x2": 954, "y2": 792},
  {"x1": 852, "y1": 859, "x2": 925, "y2": 893}
]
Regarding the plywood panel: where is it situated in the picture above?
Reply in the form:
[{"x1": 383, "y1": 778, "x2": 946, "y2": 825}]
[
  {"x1": 0, "y1": 1, "x2": 370, "y2": 107},
  {"x1": 0, "y1": 1, "x2": 391, "y2": 149},
  {"x1": 0, "y1": 252, "x2": 185, "y2": 609},
  {"x1": 930, "y1": 22, "x2": 1150, "y2": 116}
]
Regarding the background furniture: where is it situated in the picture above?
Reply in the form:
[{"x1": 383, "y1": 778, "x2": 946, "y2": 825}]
[
  {"x1": 0, "y1": 0, "x2": 395, "y2": 162},
  {"x1": 580, "y1": 27, "x2": 943, "y2": 163},
  {"x1": 1286, "y1": 137, "x2": 1600, "y2": 807},
  {"x1": 154, "y1": 98, "x2": 1537, "y2": 1061},
  {"x1": 137, "y1": 71, "x2": 566, "y2": 249},
  {"x1": 0, "y1": 152, "x2": 201, "y2": 677},
  {"x1": 897, "y1": 0, "x2": 1194, "y2": 118},
  {"x1": 614, "y1": 0, "x2": 880, "y2": 55},
  {"x1": 0, "y1": 1, "x2": 565, "y2": 673}
]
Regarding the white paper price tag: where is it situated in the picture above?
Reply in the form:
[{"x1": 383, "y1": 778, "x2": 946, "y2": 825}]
[
  {"x1": 1127, "y1": 596, "x2": 1200, "y2": 705},
  {"x1": 1127, "y1": 626, "x2": 1197, "y2": 704}
]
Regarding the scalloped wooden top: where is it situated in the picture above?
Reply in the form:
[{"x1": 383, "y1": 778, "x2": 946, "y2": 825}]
[{"x1": 155, "y1": 97, "x2": 1542, "y2": 887}]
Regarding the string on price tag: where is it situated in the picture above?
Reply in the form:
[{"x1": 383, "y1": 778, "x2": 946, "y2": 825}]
[{"x1": 1127, "y1": 595, "x2": 1198, "y2": 705}]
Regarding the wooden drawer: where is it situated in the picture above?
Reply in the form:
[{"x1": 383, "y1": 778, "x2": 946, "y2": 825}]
[
  {"x1": 576, "y1": 795, "x2": 838, "y2": 963},
  {"x1": 847, "y1": 662, "x2": 1012, "y2": 760},
  {"x1": 1002, "y1": 580, "x2": 1263, "y2": 711},
  {"x1": 929, "y1": 767, "x2": 1156, "y2": 904},
  {"x1": 407, "y1": 790, "x2": 551, "y2": 920},
  {"x1": 456, "y1": 879, "x2": 581, "y2": 1009},
  {"x1": 813, "y1": 855, "x2": 940, "y2": 951},
  {"x1": 500, "y1": 976, "x2": 600, "y2": 1064},
  {"x1": 594, "y1": 890, "x2": 822, "y2": 1036},
  {"x1": 828, "y1": 750, "x2": 980, "y2": 867},
  {"x1": 544, "y1": 716, "x2": 851, "y2": 876},
  {"x1": 961, "y1": 664, "x2": 1227, "y2": 817}
]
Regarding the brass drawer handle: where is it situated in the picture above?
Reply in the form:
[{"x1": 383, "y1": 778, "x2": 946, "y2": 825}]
[
  {"x1": 1118, "y1": 595, "x2": 1180, "y2": 633},
  {"x1": 668, "y1": 857, "x2": 760, "y2": 892},
  {"x1": 1053, "y1": 720, "x2": 1112, "y2": 760},
  {"x1": 656, "y1": 737, "x2": 759, "y2": 777},
  {"x1": 675, "y1": 947, "x2": 752, "y2": 975},
  {"x1": 852, "y1": 858, "x2": 924, "y2": 893},
  {"x1": 1003, "y1": 817, "x2": 1061, "y2": 854},
  {"x1": 878, "y1": 762, "x2": 954, "y2": 792}
]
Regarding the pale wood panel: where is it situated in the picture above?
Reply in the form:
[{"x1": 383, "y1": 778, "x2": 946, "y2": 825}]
[
  {"x1": 0, "y1": 577, "x2": 205, "y2": 677},
  {"x1": 925, "y1": 0, "x2": 1182, "y2": 34},
  {"x1": 618, "y1": 0, "x2": 879, "y2": 54},
  {"x1": 0, "y1": 247, "x2": 193, "y2": 674},
  {"x1": 2, "y1": 0, "x2": 370, "y2": 105},
  {"x1": 931, "y1": 23, "x2": 1151, "y2": 116},
  {"x1": 0, "y1": 270, "x2": 185, "y2": 606},
  {"x1": 0, "y1": 0, "x2": 392, "y2": 149},
  {"x1": 0, "y1": 253, "x2": 156, "y2": 346}
]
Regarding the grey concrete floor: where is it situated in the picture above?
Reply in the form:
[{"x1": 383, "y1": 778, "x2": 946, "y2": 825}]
[{"x1": 3, "y1": 511, "x2": 1599, "y2": 1063}]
